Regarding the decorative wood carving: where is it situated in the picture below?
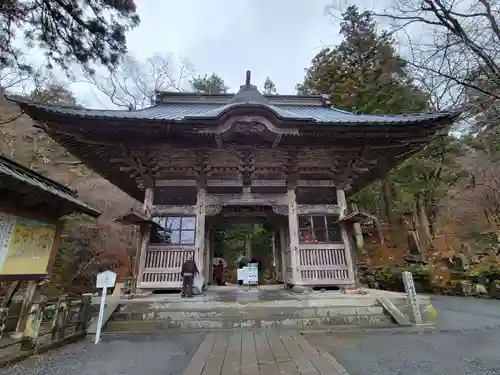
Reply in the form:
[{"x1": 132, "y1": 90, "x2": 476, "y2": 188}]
[
  {"x1": 272, "y1": 205, "x2": 289, "y2": 215},
  {"x1": 234, "y1": 122, "x2": 266, "y2": 133},
  {"x1": 194, "y1": 150, "x2": 211, "y2": 186},
  {"x1": 205, "y1": 205, "x2": 222, "y2": 216},
  {"x1": 204, "y1": 115, "x2": 299, "y2": 136},
  {"x1": 284, "y1": 150, "x2": 299, "y2": 187},
  {"x1": 115, "y1": 147, "x2": 160, "y2": 189},
  {"x1": 236, "y1": 150, "x2": 256, "y2": 186}
]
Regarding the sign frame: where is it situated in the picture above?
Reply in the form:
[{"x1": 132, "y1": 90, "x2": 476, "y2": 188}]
[{"x1": 0, "y1": 210, "x2": 61, "y2": 281}]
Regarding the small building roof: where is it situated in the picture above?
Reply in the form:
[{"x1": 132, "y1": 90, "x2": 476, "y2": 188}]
[
  {"x1": 0, "y1": 155, "x2": 101, "y2": 218},
  {"x1": 113, "y1": 209, "x2": 160, "y2": 227}
]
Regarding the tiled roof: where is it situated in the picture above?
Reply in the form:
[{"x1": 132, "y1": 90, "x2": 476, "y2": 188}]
[
  {"x1": 7, "y1": 94, "x2": 458, "y2": 125},
  {"x1": 0, "y1": 155, "x2": 100, "y2": 218}
]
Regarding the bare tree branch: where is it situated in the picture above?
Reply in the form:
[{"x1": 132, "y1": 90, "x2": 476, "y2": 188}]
[{"x1": 79, "y1": 53, "x2": 193, "y2": 109}]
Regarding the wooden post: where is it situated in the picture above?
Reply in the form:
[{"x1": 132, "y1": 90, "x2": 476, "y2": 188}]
[
  {"x1": 136, "y1": 187, "x2": 154, "y2": 292},
  {"x1": 337, "y1": 188, "x2": 356, "y2": 288},
  {"x1": 131, "y1": 226, "x2": 141, "y2": 294},
  {"x1": 76, "y1": 294, "x2": 92, "y2": 333},
  {"x1": 287, "y1": 188, "x2": 302, "y2": 285},
  {"x1": 1, "y1": 281, "x2": 20, "y2": 309},
  {"x1": 12, "y1": 281, "x2": 37, "y2": 339},
  {"x1": 51, "y1": 295, "x2": 68, "y2": 341},
  {"x1": 195, "y1": 188, "x2": 206, "y2": 276},
  {"x1": 0, "y1": 308, "x2": 7, "y2": 339},
  {"x1": 351, "y1": 203, "x2": 364, "y2": 250},
  {"x1": 20, "y1": 300, "x2": 45, "y2": 351},
  {"x1": 279, "y1": 225, "x2": 287, "y2": 283},
  {"x1": 204, "y1": 228, "x2": 210, "y2": 281}
]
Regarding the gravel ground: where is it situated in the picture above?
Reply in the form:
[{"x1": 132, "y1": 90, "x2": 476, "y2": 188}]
[
  {"x1": 0, "y1": 332, "x2": 205, "y2": 375},
  {"x1": 308, "y1": 295, "x2": 500, "y2": 375}
]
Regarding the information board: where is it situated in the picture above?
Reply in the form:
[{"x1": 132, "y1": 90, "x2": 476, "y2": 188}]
[
  {"x1": 247, "y1": 263, "x2": 258, "y2": 285},
  {"x1": 237, "y1": 267, "x2": 247, "y2": 283},
  {"x1": 96, "y1": 270, "x2": 117, "y2": 288},
  {"x1": 0, "y1": 212, "x2": 56, "y2": 277}
]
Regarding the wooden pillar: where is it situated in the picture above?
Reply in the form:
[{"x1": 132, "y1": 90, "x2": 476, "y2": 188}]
[
  {"x1": 287, "y1": 188, "x2": 302, "y2": 285},
  {"x1": 204, "y1": 228, "x2": 210, "y2": 281},
  {"x1": 337, "y1": 188, "x2": 347, "y2": 219},
  {"x1": 136, "y1": 187, "x2": 154, "y2": 292},
  {"x1": 195, "y1": 188, "x2": 206, "y2": 276},
  {"x1": 337, "y1": 188, "x2": 356, "y2": 288},
  {"x1": 279, "y1": 225, "x2": 287, "y2": 282}
]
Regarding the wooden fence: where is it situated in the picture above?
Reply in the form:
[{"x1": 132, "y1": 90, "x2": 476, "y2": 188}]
[{"x1": 0, "y1": 294, "x2": 92, "y2": 367}]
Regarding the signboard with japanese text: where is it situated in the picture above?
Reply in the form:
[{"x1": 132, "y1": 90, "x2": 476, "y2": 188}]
[{"x1": 0, "y1": 212, "x2": 56, "y2": 278}]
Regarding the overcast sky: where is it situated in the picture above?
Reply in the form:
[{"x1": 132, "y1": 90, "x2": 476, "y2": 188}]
[
  {"x1": 126, "y1": 0, "x2": 338, "y2": 94},
  {"x1": 18, "y1": 0, "x2": 384, "y2": 108}
]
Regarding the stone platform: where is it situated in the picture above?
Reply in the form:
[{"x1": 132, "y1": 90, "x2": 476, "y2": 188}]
[{"x1": 99, "y1": 287, "x2": 437, "y2": 332}]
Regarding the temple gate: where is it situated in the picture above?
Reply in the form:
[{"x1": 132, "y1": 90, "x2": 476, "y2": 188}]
[{"x1": 8, "y1": 71, "x2": 460, "y2": 291}]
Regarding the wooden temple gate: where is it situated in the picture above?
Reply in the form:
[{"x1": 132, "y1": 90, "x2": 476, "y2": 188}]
[
  {"x1": 9, "y1": 70, "x2": 459, "y2": 292},
  {"x1": 134, "y1": 180, "x2": 356, "y2": 290}
]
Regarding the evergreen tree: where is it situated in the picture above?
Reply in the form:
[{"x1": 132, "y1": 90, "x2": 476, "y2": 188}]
[
  {"x1": 299, "y1": 5, "x2": 467, "y2": 251},
  {"x1": 263, "y1": 77, "x2": 277, "y2": 95},
  {"x1": 297, "y1": 5, "x2": 428, "y2": 114},
  {"x1": 1, "y1": 0, "x2": 139, "y2": 72},
  {"x1": 190, "y1": 73, "x2": 228, "y2": 94}
]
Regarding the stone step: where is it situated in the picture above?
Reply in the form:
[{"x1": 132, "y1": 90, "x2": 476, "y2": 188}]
[
  {"x1": 111, "y1": 305, "x2": 386, "y2": 321},
  {"x1": 113, "y1": 295, "x2": 411, "y2": 311},
  {"x1": 105, "y1": 312, "x2": 395, "y2": 332}
]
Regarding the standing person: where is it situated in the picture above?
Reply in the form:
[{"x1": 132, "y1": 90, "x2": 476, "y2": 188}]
[
  {"x1": 181, "y1": 256, "x2": 199, "y2": 298},
  {"x1": 214, "y1": 260, "x2": 225, "y2": 286}
]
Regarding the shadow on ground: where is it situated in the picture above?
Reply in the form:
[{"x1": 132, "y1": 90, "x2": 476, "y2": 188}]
[
  {"x1": 0, "y1": 332, "x2": 205, "y2": 375},
  {"x1": 308, "y1": 295, "x2": 500, "y2": 375}
]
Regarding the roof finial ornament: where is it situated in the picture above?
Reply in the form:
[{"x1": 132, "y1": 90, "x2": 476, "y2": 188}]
[{"x1": 245, "y1": 70, "x2": 251, "y2": 86}]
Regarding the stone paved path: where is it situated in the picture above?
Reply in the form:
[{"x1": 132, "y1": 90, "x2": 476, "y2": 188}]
[{"x1": 182, "y1": 331, "x2": 349, "y2": 375}]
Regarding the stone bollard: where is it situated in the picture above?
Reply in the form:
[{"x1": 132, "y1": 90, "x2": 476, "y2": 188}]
[
  {"x1": 51, "y1": 295, "x2": 68, "y2": 341},
  {"x1": 20, "y1": 300, "x2": 45, "y2": 351},
  {"x1": 76, "y1": 294, "x2": 92, "y2": 333}
]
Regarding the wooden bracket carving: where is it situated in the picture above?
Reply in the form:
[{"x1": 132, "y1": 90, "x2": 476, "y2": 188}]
[
  {"x1": 336, "y1": 146, "x2": 371, "y2": 190},
  {"x1": 116, "y1": 145, "x2": 159, "y2": 190},
  {"x1": 205, "y1": 205, "x2": 222, "y2": 216},
  {"x1": 284, "y1": 149, "x2": 299, "y2": 187},
  {"x1": 236, "y1": 150, "x2": 256, "y2": 186},
  {"x1": 272, "y1": 205, "x2": 289, "y2": 215},
  {"x1": 194, "y1": 151, "x2": 211, "y2": 187}
]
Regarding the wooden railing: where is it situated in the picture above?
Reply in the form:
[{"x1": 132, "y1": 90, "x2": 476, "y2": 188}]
[
  {"x1": 298, "y1": 245, "x2": 352, "y2": 285},
  {"x1": 140, "y1": 246, "x2": 196, "y2": 288},
  {"x1": 0, "y1": 294, "x2": 92, "y2": 367}
]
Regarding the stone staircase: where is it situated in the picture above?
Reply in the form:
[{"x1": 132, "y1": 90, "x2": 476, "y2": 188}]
[{"x1": 100, "y1": 289, "x2": 436, "y2": 332}]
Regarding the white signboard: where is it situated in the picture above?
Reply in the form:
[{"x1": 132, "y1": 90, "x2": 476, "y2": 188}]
[
  {"x1": 237, "y1": 268, "x2": 247, "y2": 283},
  {"x1": 94, "y1": 270, "x2": 117, "y2": 344},
  {"x1": 247, "y1": 263, "x2": 258, "y2": 285},
  {"x1": 402, "y1": 271, "x2": 422, "y2": 324},
  {"x1": 96, "y1": 270, "x2": 117, "y2": 289}
]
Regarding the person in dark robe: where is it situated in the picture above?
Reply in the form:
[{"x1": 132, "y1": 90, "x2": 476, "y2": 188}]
[
  {"x1": 214, "y1": 260, "x2": 225, "y2": 286},
  {"x1": 181, "y1": 256, "x2": 199, "y2": 298}
]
